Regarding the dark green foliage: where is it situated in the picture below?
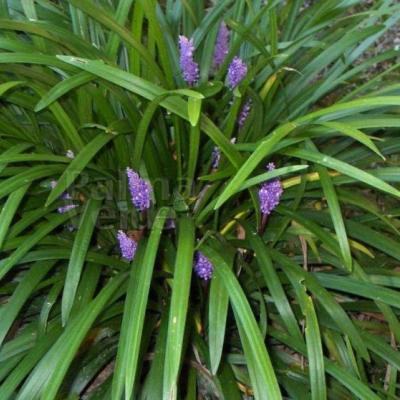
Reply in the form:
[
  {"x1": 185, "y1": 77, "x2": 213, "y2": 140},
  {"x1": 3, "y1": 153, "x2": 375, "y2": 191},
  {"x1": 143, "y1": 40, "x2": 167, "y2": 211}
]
[{"x1": 0, "y1": 1, "x2": 399, "y2": 399}]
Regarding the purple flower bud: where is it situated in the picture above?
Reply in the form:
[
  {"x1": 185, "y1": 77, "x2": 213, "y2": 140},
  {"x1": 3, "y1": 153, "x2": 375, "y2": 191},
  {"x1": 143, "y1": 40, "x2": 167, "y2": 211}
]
[
  {"x1": 117, "y1": 230, "x2": 137, "y2": 261},
  {"x1": 193, "y1": 251, "x2": 214, "y2": 280},
  {"x1": 227, "y1": 57, "x2": 247, "y2": 89},
  {"x1": 165, "y1": 218, "x2": 176, "y2": 230},
  {"x1": 213, "y1": 23, "x2": 230, "y2": 70},
  {"x1": 62, "y1": 192, "x2": 72, "y2": 200},
  {"x1": 50, "y1": 180, "x2": 77, "y2": 212},
  {"x1": 66, "y1": 150, "x2": 75, "y2": 159},
  {"x1": 126, "y1": 168, "x2": 152, "y2": 212},
  {"x1": 211, "y1": 146, "x2": 221, "y2": 169},
  {"x1": 179, "y1": 35, "x2": 199, "y2": 86},
  {"x1": 211, "y1": 138, "x2": 236, "y2": 170},
  {"x1": 238, "y1": 100, "x2": 252, "y2": 128},
  {"x1": 66, "y1": 224, "x2": 75, "y2": 232},
  {"x1": 57, "y1": 204, "x2": 78, "y2": 214},
  {"x1": 258, "y1": 163, "x2": 283, "y2": 216}
]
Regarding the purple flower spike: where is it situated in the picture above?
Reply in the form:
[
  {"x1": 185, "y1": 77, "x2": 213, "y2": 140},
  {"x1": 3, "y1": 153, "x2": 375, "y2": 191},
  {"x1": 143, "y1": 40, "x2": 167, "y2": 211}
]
[
  {"x1": 227, "y1": 57, "x2": 247, "y2": 89},
  {"x1": 194, "y1": 251, "x2": 214, "y2": 280},
  {"x1": 117, "y1": 230, "x2": 137, "y2": 261},
  {"x1": 258, "y1": 163, "x2": 283, "y2": 216},
  {"x1": 213, "y1": 23, "x2": 230, "y2": 70},
  {"x1": 238, "y1": 100, "x2": 252, "y2": 128},
  {"x1": 211, "y1": 146, "x2": 221, "y2": 169},
  {"x1": 126, "y1": 168, "x2": 152, "y2": 212},
  {"x1": 179, "y1": 35, "x2": 199, "y2": 86}
]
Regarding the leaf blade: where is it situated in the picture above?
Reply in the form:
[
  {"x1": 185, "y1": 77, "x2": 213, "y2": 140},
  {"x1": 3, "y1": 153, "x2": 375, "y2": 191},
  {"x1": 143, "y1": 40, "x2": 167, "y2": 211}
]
[
  {"x1": 163, "y1": 216, "x2": 195, "y2": 399},
  {"x1": 61, "y1": 198, "x2": 102, "y2": 325}
]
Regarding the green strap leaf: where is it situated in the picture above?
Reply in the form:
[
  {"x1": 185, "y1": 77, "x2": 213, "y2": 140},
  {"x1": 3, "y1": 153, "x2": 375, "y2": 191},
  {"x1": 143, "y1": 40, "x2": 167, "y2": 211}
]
[
  {"x1": 246, "y1": 229, "x2": 303, "y2": 343},
  {"x1": 56, "y1": 57, "x2": 243, "y2": 169},
  {"x1": 163, "y1": 216, "x2": 194, "y2": 399},
  {"x1": 0, "y1": 323, "x2": 61, "y2": 399},
  {"x1": 0, "y1": 210, "x2": 79, "y2": 281},
  {"x1": 16, "y1": 273, "x2": 126, "y2": 400},
  {"x1": 34, "y1": 71, "x2": 94, "y2": 112},
  {"x1": 283, "y1": 147, "x2": 400, "y2": 199},
  {"x1": 0, "y1": 80, "x2": 25, "y2": 96},
  {"x1": 297, "y1": 96, "x2": 400, "y2": 123},
  {"x1": 46, "y1": 133, "x2": 115, "y2": 206},
  {"x1": 132, "y1": 89, "x2": 203, "y2": 169},
  {"x1": 360, "y1": 330, "x2": 400, "y2": 370},
  {"x1": 0, "y1": 184, "x2": 29, "y2": 250},
  {"x1": 315, "y1": 273, "x2": 400, "y2": 309},
  {"x1": 316, "y1": 165, "x2": 352, "y2": 271},
  {"x1": 0, "y1": 260, "x2": 55, "y2": 347},
  {"x1": 0, "y1": 165, "x2": 64, "y2": 200},
  {"x1": 187, "y1": 97, "x2": 202, "y2": 127},
  {"x1": 208, "y1": 264, "x2": 230, "y2": 375},
  {"x1": 0, "y1": 154, "x2": 69, "y2": 164},
  {"x1": 32, "y1": 85, "x2": 85, "y2": 151},
  {"x1": 317, "y1": 121, "x2": 384, "y2": 159},
  {"x1": 112, "y1": 207, "x2": 169, "y2": 400},
  {"x1": 304, "y1": 295, "x2": 326, "y2": 400},
  {"x1": 61, "y1": 198, "x2": 102, "y2": 325},
  {"x1": 284, "y1": 265, "x2": 326, "y2": 400},
  {"x1": 270, "y1": 249, "x2": 370, "y2": 361},
  {"x1": 239, "y1": 165, "x2": 308, "y2": 191},
  {"x1": 105, "y1": 0, "x2": 135, "y2": 58},
  {"x1": 214, "y1": 122, "x2": 297, "y2": 209},
  {"x1": 271, "y1": 327, "x2": 380, "y2": 400},
  {"x1": 201, "y1": 244, "x2": 282, "y2": 400},
  {"x1": 69, "y1": 0, "x2": 165, "y2": 84}
]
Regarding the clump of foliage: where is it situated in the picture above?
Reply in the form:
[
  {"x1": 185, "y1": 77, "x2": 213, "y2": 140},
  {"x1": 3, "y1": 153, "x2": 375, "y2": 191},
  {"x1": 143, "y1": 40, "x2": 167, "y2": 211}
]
[{"x1": 0, "y1": 1, "x2": 400, "y2": 399}]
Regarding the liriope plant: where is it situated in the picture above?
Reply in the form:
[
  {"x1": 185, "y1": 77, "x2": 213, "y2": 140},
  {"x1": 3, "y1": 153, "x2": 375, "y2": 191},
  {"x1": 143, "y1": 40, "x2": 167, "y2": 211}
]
[{"x1": 0, "y1": 0, "x2": 399, "y2": 399}]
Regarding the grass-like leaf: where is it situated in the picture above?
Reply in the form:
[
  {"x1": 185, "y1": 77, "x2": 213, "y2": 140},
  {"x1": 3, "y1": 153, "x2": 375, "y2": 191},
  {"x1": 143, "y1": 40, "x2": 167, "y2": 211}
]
[
  {"x1": 61, "y1": 198, "x2": 102, "y2": 325},
  {"x1": 163, "y1": 216, "x2": 194, "y2": 399}
]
